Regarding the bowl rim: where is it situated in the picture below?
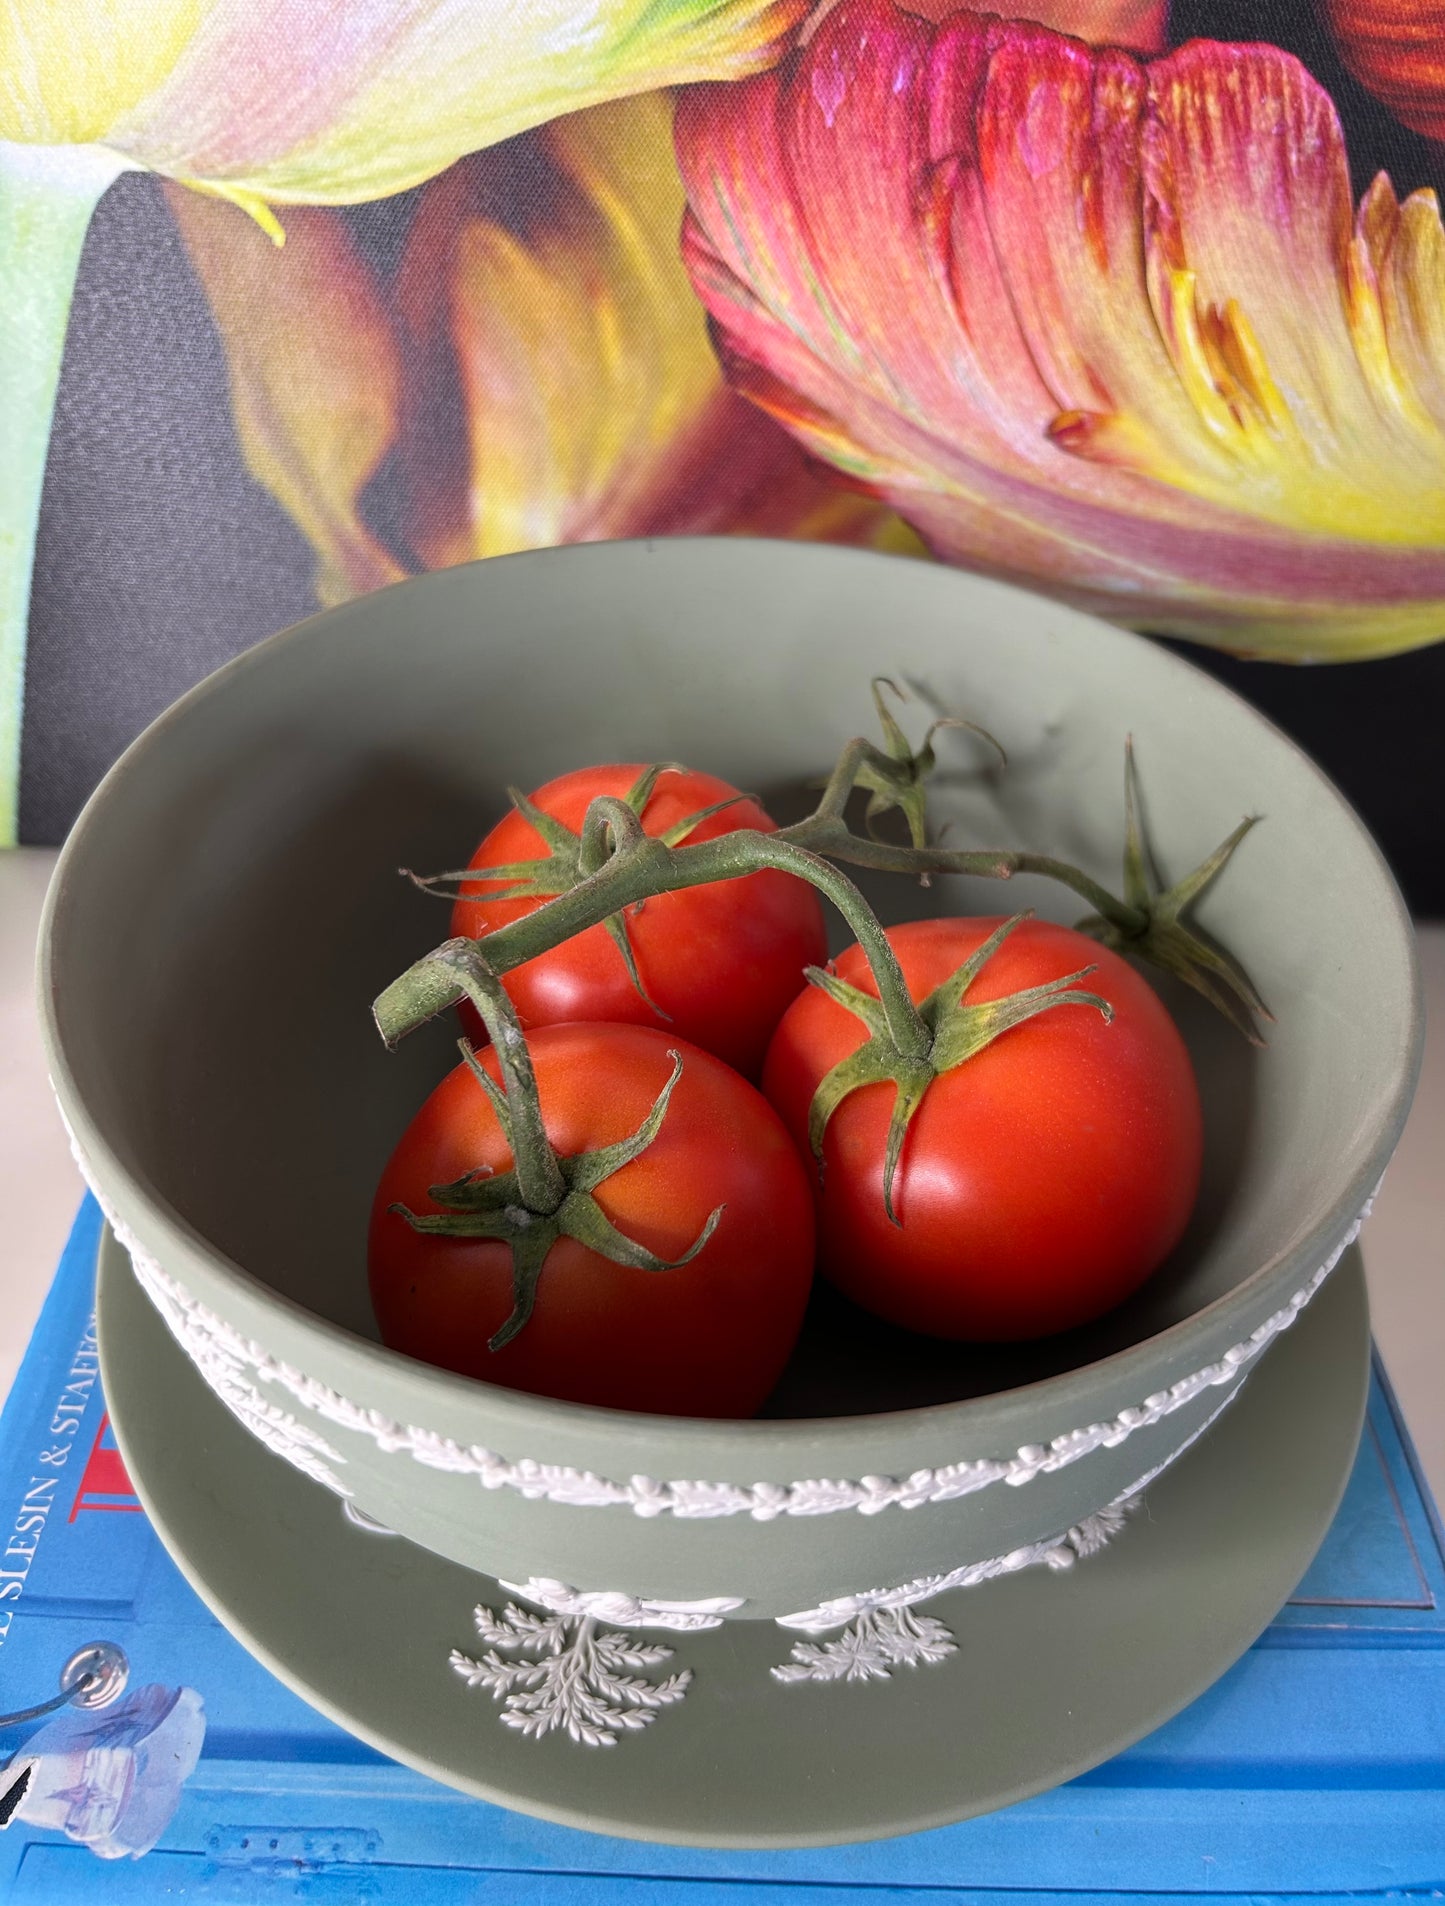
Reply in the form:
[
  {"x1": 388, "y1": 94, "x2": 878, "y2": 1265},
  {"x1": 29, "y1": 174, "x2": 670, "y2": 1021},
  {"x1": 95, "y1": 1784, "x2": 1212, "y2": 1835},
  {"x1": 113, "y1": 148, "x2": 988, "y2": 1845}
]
[{"x1": 39, "y1": 536, "x2": 1425, "y2": 1455}]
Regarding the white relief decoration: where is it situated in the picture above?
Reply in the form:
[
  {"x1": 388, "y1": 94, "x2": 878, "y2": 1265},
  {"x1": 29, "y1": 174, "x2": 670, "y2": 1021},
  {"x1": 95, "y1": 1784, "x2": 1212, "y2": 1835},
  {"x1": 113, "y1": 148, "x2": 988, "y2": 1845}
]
[
  {"x1": 341, "y1": 1500, "x2": 399, "y2": 1536},
  {"x1": 496, "y1": 1577, "x2": 744, "y2": 1631},
  {"x1": 67, "y1": 1113, "x2": 1376, "y2": 1526},
  {"x1": 772, "y1": 1607, "x2": 957, "y2": 1684},
  {"x1": 450, "y1": 1600, "x2": 692, "y2": 1746},
  {"x1": 773, "y1": 1494, "x2": 1143, "y2": 1682},
  {"x1": 101, "y1": 1193, "x2": 352, "y2": 1499},
  {"x1": 1102, "y1": 1376, "x2": 1245, "y2": 1504},
  {"x1": 775, "y1": 1495, "x2": 1142, "y2": 1639}
]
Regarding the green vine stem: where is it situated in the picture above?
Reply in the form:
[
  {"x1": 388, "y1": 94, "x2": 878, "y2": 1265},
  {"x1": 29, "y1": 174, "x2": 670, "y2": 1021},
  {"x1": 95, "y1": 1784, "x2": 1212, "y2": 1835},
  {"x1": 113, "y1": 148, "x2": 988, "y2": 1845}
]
[
  {"x1": 0, "y1": 143, "x2": 128, "y2": 845},
  {"x1": 376, "y1": 814, "x2": 932, "y2": 1060},
  {"x1": 782, "y1": 815, "x2": 1147, "y2": 933},
  {"x1": 385, "y1": 936, "x2": 725, "y2": 1348},
  {"x1": 418, "y1": 939, "x2": 565, "y2": 1214},
  {"x1": 376, "y1": 689, "x2": 1264, "y2": 1049}
]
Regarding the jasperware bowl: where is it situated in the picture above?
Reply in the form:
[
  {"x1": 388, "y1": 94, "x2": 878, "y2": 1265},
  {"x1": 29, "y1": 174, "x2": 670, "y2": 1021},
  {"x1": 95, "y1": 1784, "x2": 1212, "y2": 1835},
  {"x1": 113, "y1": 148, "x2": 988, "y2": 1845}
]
[{"x1": 42, "y1": 538, "x2": 1422, "y2": 1627}]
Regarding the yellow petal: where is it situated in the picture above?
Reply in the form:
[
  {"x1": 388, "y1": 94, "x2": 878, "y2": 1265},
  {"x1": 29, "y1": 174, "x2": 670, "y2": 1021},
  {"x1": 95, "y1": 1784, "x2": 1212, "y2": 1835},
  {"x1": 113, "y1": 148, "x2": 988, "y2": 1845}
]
[
  {"x1": 424, "y1": 91, "x2": 911, "y2": 560},
  {"x1": 432, "y1": 92, "x2": 746, "y2": 558},
  {"x1": 178, "y1": 177, "x2": 285, "y2": 245},
  {"x1": 165, "y1": 185, "x2": 404, "y2": 605},
  {"x1": 0, "y1": 0, "x2": 200, "y2": 145},
  {"x1": 106, "y1": 0, "x2": 807, "y2": 205}
]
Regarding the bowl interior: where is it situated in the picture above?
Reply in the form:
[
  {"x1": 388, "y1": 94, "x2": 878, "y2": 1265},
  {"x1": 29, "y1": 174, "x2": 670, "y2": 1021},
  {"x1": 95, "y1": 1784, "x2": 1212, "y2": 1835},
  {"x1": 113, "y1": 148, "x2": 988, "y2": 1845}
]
[{"x1": 46, "y1": 540, "x2": 1417, "y2": 1418}]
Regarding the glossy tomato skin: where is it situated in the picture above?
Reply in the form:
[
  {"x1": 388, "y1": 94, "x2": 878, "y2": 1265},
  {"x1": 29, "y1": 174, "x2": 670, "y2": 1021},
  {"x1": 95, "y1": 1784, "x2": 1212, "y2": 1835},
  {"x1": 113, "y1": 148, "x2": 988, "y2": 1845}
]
[
  {"x1": 451, "y1": 766, "x2": 826, "y2": 1079},
  {"x1": 369, "y1": 1023, "x2": 814, "y2": 1417},
  {"x1": 762, "y1": 917, "x2": 1203, "y2": 1342}
]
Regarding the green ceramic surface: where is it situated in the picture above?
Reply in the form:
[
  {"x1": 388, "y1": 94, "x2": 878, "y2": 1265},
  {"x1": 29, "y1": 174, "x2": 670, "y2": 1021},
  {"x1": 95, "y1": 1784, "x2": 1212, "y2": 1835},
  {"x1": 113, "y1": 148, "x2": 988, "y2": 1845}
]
[
  {"x1": 97, "y1": 1221, "x2": 1370, "y2": 1847},
  {"x1": 43, "y1": 540, "x2": 1421, "y2": 1617}
]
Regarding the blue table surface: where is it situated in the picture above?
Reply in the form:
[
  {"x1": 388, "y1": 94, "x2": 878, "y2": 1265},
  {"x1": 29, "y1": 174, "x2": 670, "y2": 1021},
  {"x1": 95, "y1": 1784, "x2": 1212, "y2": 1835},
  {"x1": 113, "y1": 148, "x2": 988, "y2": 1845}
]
[{"x1": 1, "y1": 1199, "x2": 1443, "y2": 1902}]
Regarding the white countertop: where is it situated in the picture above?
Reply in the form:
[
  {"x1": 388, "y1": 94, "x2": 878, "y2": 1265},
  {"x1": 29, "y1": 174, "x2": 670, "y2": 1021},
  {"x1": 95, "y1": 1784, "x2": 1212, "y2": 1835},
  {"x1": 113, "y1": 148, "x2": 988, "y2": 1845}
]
[{"x1": 4, "y1": 846, "x2": 1443, "y2": 1500}]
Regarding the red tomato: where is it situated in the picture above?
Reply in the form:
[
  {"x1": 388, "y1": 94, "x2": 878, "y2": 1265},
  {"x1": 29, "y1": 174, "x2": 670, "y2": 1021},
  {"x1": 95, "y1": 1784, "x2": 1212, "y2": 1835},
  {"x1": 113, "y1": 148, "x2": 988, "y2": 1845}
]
[
  {"x1": 450, "y1": 766, "x2": 826, "y2": 1078},
  {"x1": 762, "y1": 917, "x2": 1203, "y2": 1341},
  {"x1": 370, "y1": 1023, "x2": 815, "y2": 1416}
]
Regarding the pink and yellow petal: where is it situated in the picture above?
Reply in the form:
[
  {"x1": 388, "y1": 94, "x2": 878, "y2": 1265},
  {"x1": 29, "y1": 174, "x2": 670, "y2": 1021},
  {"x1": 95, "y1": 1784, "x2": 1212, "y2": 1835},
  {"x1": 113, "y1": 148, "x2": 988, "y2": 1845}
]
[
  {"x1": 961, "y1": 27, "x2": 1212, "y2": 493},
  {"x1": 677, "y1": 2, "x2": 1445, "y2": 657},
  {"x1": 1358, "y1": 173, "x2": 1445, "y2": 434},
  {"x1": 166, "y1": 186, "x2": 405, "y2": 605},
  {"x1": 1137, "y1": 41, "x2": 1445, "y2": 541},
  {"x1": 813, "y1": 0, "x2": 1168, "y2": 52}
]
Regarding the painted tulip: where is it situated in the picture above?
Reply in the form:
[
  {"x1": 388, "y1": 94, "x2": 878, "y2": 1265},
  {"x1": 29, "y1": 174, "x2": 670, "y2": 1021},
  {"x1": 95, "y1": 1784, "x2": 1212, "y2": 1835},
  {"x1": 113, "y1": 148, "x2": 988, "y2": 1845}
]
[
  {"x1": 1, "y1": 0, "x2": 807, "y2": 210},
  {"x1": 676, "y1": 1, "x2": 1445, "y2": 659},
  {"x1": 0, "y1": 0, "x2": 809, "y2": 839},
  {"x1": 1326, "y1": 0, "x2": 1445, "y2": 144},
  {"x1": 167, "y1": 93, "x2": 914, "y2": 607},
  {"x1": 887, "y1": 0, "x2": 1168, "y2": 49}
]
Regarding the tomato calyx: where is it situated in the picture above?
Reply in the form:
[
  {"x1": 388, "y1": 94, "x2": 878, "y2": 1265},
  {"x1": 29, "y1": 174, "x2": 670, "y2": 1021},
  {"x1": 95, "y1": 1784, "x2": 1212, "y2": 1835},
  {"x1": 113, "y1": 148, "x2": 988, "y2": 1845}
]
[
  {"x1": 401, "y1": 764, "x2": 754, "y2": 1019},
  {"x1": 387, "y1": 941, "x2": 722, "y2": 1351},
  {"x1": 1074, "y1": 741, "x2": 1273, "y2": 1047},
  {"x1": 828, "y1": 677, "x2": 1005, "y2": 853},
  {"x1": 803, "y1": 912, "x2": 1113, "y2": 1225},
  {"x1": 390, "y1": 1042, "x2": 723, "y2": 1351}
]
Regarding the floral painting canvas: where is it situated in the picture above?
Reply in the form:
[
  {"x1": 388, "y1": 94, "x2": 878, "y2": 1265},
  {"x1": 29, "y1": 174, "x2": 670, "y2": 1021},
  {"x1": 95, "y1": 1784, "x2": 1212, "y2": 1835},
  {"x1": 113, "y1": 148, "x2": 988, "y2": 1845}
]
[{"x1": 3, "y1": 0, "x2": 1442, "y2": 898}]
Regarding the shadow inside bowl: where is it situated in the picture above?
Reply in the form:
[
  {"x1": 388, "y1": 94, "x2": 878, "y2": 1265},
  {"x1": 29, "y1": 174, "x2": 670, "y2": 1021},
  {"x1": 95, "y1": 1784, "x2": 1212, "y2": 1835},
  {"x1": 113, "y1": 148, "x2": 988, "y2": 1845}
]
[{"x1": 123, "y1": 745, "x2": 488, "y2": 1343}]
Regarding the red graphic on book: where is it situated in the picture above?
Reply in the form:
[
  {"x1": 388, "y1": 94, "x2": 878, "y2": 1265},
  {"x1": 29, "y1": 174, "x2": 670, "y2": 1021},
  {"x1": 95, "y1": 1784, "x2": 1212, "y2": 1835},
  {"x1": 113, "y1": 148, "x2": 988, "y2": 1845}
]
[{"x1": 69, "y1": 1415, "x2": 143, "y2": 1521}]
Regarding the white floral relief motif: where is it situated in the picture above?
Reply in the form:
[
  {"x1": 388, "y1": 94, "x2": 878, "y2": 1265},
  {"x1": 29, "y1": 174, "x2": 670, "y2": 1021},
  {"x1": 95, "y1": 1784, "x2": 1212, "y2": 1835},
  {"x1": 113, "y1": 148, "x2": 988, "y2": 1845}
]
[
  {"x1": 773, "y1": 1607, "x2": 957, "y2": 1684},
  {"x1": 773, "y1": 1495, "x2": 1141, "y2": 1682},
  {"x1": 68, "y1": 1114, "x2": 1377, "y2": 1525},
  {"x1": 778, "y1": 1492, "x2": 1140, "y2": 1638},
  {"x1": 451, "y1": 1602, "x2": 691, "y2": 1746}
]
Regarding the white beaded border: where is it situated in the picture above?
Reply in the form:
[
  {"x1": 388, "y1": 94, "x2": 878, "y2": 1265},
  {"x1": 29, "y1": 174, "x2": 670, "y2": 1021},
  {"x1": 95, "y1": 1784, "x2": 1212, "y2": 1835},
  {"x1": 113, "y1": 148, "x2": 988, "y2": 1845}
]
[
  {"x1": 73, "y1": 1121, "x2": 1375, "y2": 1524},
  {"x1": 461, "y1": 1477, "x2": 1155, "y2": 1640},
  {"x1": 775, "y1": 1380, "x2": 1243, "y2": 1633}
]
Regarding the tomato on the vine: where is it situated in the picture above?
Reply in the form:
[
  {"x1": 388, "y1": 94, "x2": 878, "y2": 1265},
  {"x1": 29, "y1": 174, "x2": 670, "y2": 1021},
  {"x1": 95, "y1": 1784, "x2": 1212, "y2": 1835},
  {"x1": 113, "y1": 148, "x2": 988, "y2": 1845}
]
[
  {"x1": 370, "y1": 1022, "x2": 815, "y2": 1416},
  {"x1": 448, "y1": 765, "x2": 826, "y2": 1078},
  {"x1": 762, "y1": 916, "x2": 1203, "y2": 1342}
]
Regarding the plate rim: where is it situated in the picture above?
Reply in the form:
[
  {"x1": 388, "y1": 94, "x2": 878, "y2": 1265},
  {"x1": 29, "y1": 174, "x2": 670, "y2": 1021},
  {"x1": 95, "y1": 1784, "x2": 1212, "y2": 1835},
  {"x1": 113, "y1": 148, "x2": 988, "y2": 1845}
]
[{"x1": 96, "y1": 1221, "x2": 1372, "y2": 1850}]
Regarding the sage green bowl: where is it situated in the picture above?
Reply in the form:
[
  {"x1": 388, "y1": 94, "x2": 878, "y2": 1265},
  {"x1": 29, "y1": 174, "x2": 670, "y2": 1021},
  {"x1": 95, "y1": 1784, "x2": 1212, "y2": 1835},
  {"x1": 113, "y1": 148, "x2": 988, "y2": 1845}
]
[{"x1": 42, "y1": 539, "x2": 1421, "y2": 1626}]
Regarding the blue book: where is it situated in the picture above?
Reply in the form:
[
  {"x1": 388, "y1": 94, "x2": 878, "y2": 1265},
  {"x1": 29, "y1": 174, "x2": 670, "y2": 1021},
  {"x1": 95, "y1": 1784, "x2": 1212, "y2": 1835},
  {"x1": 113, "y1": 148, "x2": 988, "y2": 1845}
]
[{"x1": 2, "y1": 1199, "x2": 1444, "y2": 1903}]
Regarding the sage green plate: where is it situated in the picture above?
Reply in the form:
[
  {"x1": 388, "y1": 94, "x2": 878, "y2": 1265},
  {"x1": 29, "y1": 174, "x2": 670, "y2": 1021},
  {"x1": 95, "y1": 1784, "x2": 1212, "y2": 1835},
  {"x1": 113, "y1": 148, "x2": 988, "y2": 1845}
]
[{"x1": 98, "y1": 1223, "x2": 1369, "y2": 1849}]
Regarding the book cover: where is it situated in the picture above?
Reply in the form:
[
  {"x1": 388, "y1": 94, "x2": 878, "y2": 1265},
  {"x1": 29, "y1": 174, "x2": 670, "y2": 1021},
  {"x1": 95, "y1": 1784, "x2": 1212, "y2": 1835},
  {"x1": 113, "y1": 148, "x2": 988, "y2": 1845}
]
[{"x1": 2, "y1": 1201, "x2": 1443, "y2": 1902}]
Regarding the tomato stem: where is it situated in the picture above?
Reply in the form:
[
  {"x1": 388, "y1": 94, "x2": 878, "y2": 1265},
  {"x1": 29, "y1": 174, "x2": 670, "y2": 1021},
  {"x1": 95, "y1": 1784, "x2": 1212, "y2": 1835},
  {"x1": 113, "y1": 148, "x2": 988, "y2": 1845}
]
[
  {"x1": 374, "y1": 688, "x2": 1265, "y2": 1051},
  {"x1": 411, "y1": 941, "x2": 567, "y2": 1216},
  {"x1": 781, "y1": 812, "x2": 1145, "y2": 931},
  {"x1": 376, "y1": 825, "x2": 933, "y2": 1063}
]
